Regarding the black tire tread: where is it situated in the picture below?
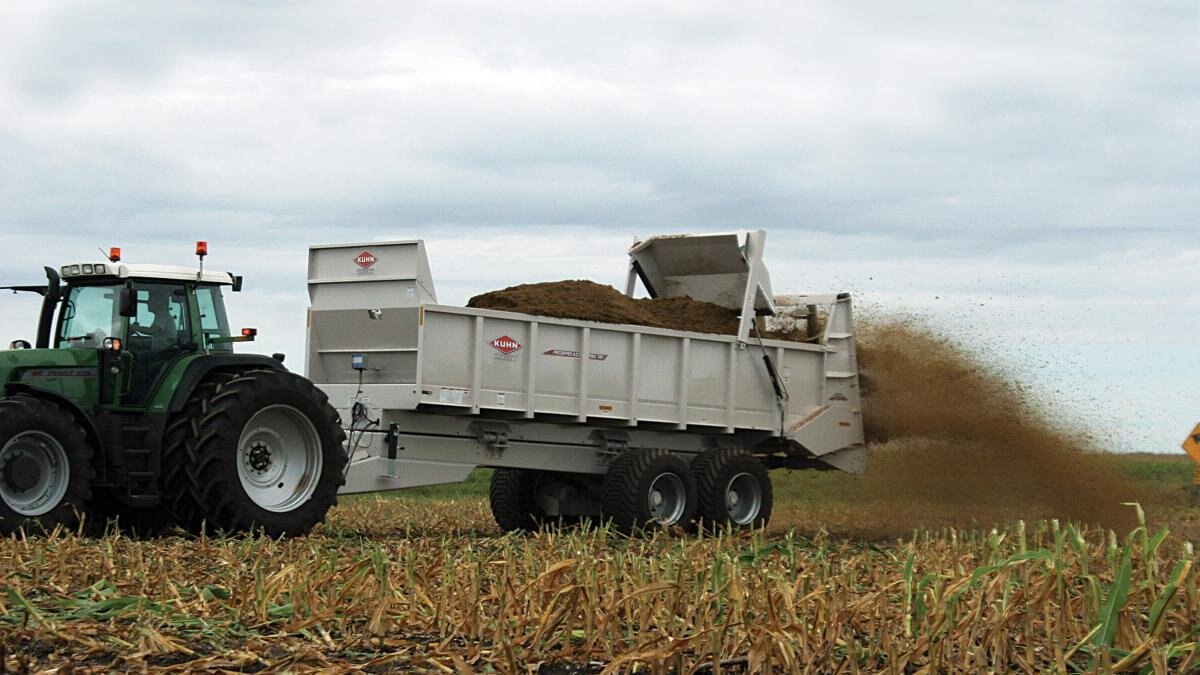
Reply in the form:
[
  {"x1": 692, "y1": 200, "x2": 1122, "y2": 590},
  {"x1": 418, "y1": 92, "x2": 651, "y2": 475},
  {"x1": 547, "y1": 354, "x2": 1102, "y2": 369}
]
[
  {"x1": 0, "y1": 395, "x2": 95, "y2": 535},
  {"x1": 691, "y1": 448, "x2": 773, "y2": 530},
  {"x1": 161, "y1": 369, "x2": 347, "y2": 537},
  {"x1": 489, "y1": 468, "x2": 543, "y2": 532},
  {"x1": 601, "y1": 449, "x2": 697, "y2": 535}
]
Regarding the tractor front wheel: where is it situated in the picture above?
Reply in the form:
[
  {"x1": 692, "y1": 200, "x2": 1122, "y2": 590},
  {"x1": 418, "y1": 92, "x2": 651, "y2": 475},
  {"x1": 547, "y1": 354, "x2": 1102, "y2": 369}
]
[
  {"x1": 163, "y1": 369, "x2": 347, "y2": 537},
  {"x1": 0, "y1": 396, "x2": 94, "y2": 535}
]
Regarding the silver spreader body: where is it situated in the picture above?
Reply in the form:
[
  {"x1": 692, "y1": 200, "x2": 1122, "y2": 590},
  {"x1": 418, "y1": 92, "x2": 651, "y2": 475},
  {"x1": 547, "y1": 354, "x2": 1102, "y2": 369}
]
[{"x1": 305, "y1": 232, "x2": 865, "y2": 495}]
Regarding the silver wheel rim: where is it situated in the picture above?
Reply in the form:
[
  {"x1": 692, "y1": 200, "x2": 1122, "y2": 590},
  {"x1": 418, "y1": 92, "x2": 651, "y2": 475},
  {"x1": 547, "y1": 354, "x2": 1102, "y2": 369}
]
[
  {"x1": 0, "y1": 431, "x2": 70, "y2": 517},
  {"x1": 724, "y1": 472, "x2": 763, "y2": 525},
  {"x1": 237, "y1": 405, "x2": 323, "y2": 513},
  {"x1": 647, "y1": 472, "x2": 687, "y2": 525}
]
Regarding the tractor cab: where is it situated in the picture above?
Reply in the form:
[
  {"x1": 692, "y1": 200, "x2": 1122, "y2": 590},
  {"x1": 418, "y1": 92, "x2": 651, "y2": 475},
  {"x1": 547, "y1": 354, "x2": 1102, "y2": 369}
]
[
  {"x1": 54, "y1": 262, "x2": 242, "y2": 406},
  {"x1": 2, "y1": 245, "x2": 248, "y2": 411}
]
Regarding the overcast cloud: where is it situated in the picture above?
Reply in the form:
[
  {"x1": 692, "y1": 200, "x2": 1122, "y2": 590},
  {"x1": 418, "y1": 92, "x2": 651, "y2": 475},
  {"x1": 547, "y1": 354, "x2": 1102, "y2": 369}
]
[{"x1": 1, "y1": 1, "x2": 1196, "y2": 452}]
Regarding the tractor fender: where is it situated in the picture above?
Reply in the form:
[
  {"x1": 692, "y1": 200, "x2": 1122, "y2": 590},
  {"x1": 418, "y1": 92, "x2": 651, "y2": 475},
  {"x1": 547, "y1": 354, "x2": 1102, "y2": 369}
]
[
  {"x1": 166, "y1": 354, "x2": 286, "y2": 414},
  {"x1": 3, "y1": 382, "x2": 105, "y2": 456}
]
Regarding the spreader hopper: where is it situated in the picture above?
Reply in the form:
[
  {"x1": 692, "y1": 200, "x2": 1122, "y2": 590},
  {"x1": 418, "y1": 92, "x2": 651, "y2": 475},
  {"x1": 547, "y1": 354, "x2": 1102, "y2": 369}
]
[{"x1": 624, "y1": 229, "x2": 775, "y2": 342}]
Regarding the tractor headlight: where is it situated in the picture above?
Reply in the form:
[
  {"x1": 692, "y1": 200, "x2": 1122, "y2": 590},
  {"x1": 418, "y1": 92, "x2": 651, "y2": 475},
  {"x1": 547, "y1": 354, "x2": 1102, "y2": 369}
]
[
  {"x1": 69, "y1": 265, "x2": 81, "y2": 275},
  {"x1": 82, "y1": 264, "x2": 93, "y2": 274},
  {"x1": 60, "y1": 266, "x2": 71, "y2": 276},
  {"x1": 94, "y1": 264, "x2": 107, "y2": 275}
]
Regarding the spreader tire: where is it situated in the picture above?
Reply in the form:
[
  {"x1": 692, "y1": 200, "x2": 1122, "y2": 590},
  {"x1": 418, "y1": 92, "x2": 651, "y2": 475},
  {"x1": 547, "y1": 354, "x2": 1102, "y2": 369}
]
[
  {"x1": 601, "y1": 449, "x2": 697, "y2": 535},
  {"x1": 489, "y1": 468, "x2": 545, "y2": 532},
  {"x1": 0, "y1": 395, "x2": 94, "y2": 535},
  {"x1": 691, "y1": 448, "x2": 772, "y2": 531},
  {"x1": 162, "y1": 369, "x2": 347, "y2": 537}
]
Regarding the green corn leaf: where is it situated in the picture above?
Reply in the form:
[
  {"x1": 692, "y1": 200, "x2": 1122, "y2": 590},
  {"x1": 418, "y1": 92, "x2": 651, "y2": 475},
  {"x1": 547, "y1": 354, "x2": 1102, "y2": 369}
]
[
  {"x1": 968, "y1": 550, "x2": 1055, "y2": 586},
  {"x1": 1147, "y1": 528, "x2": 1170, "y2": 557},
  {"x1": 7, "y1": 587, "x2": 47, "y2": 626},
  {"x1": 201, "y1": 585, "x2": 231, "y2": 601},
  {"x1": 913, "y1": 572, "x2": 938, "y2": 627},
  {"x1": 1148, "y1": 559, "x2": 1192, "y2": 637},
  {"x1": 267, "y1": 602, "x2": 295, "y2": 620},
  {"x1": 1094, "y1": 543, "x2": 1134, "y2": 647}
]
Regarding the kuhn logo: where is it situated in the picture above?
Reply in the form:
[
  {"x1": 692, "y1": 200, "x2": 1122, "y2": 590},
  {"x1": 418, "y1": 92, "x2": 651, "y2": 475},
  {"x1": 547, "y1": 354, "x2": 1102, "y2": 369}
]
[
  {"x1": 355, "y1": 251, "x2": 377, "y2": 269},
  {"x1": 489, "y1": 335, "x2": 523, "y2": 354}
]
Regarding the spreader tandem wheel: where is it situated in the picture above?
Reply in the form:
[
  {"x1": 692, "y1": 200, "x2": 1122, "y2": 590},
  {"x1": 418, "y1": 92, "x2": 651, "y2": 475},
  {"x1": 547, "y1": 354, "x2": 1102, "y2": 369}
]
[
  {"x1": 601, "y1": 449, "x2": 698, "y2": 535},
  {"x1": 489, "y1": 468, "x2": 546, "y2": 532},
  {"x1": 0, "y1": 395, "x2": 94, "y2": 535},
  {"x1": 162, "y1": 369, "x2": 347, "y2": 537},
  {"x1": 691, "y1": 448, "x2": 773, "y2": 531}
]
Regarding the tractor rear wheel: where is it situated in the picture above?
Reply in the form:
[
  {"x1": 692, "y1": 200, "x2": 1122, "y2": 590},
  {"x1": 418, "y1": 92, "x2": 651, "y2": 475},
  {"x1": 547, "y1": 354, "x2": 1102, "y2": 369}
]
[
  {"x1": 162, "y1": 369, "x2": 347, "y2": 537},
  {"x1": 489, "y1": 468, "x2": 546, "y2": 532},
  {"x1": 0, "y1": 396, "x2": 94, "y2": 535},
  {"x1": 601, "y1": 449, "x2": 697, "y2": 535},
  {"x1": 691, "y1": 448, "x2": 772, "y2": 531}
]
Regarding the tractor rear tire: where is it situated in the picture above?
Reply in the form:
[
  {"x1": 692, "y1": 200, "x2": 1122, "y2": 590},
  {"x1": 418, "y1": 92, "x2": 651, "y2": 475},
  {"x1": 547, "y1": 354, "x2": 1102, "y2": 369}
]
[
  {"x1": 162, "y1": 369, "x2": 347, "y2": 537},
  {"x1": 0, "y1": 395, "x2": 94, "y2": 535},
  {"x1": 691, "y1": 448, "x2": 772, "y2": 531},
  {"x1": 601, "y1": 449, "x2": 697, "y2": 535},
  {"x1": 489, "y1": 468, "x2": 546, "y2": 532}
]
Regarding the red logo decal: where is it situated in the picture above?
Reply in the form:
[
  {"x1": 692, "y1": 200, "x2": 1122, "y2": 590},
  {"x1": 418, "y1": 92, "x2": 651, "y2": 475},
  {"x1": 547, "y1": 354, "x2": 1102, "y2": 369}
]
[
  {"x1": 355, "y1": 251, "x2": 377, "y2": 269},
  {"x1": 489, "y1": 335, "x2": 523, "y2": 354}
]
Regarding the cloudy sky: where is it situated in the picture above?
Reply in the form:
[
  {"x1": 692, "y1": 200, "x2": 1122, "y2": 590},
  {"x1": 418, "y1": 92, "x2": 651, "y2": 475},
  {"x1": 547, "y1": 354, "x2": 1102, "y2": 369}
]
[{"x1": 1, "y1": 2, "x2": 1196, "y2": 453}]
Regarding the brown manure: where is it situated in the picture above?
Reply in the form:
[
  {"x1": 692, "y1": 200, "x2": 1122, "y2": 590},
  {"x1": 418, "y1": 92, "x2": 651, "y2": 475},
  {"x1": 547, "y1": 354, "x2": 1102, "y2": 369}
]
[
  {"x1": 468, "y1": 279, "x2": 742, "y2": 335},
  {"x1": 469, "y1": 280, "x2": 1141, "y2": 531},
  {"x1": 853, "y1": 318, "x2": 1139, "y2": 532}
]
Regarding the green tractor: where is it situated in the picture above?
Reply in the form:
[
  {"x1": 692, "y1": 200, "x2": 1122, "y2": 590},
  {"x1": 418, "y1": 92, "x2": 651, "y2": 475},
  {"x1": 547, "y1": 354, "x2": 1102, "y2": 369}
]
[{"x1": 0, "y1": 244, "x2": 346, "y2": 536}]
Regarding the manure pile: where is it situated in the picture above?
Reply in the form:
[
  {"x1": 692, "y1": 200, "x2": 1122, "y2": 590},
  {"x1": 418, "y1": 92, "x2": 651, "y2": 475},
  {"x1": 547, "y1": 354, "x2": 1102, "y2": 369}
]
[
  {"x1": 470, "y1": 280, "x2": 1141, "y2": 531},
  {"x1": 469, "y1": 279, "x2": 742, "y2": 335}
]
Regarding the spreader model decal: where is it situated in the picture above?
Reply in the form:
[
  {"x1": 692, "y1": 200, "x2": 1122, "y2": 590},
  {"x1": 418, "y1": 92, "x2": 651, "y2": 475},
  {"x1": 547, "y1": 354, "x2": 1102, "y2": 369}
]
[
  {"x1": 22, "y1": 368, "x2": 96, "y2": 379},
  {"x1": 543, "y1": 349, "x2": 608, "y2": 361}
]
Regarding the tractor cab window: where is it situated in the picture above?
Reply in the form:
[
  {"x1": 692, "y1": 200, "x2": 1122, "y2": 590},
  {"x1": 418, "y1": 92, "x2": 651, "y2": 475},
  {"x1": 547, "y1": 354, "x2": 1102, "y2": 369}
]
[
  {"x1": 122, "y1": 283, "x2": 192, "y2": 406},
  {"x1": 58, "y1": 285, "x2": 121, "y2": 349},
  {"x1": 196, "y1": 285, "x2": 233, "y2": 353},
  {"x1": 128, "y1": 284, "x2": 191, "y2": 352}
]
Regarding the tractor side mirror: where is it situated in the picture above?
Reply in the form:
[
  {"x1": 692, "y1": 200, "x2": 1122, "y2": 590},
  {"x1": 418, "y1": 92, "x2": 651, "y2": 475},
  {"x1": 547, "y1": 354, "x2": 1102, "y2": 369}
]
[
  {"x1": 8, "y1": 339, "x2": 31, "y2": 350},
  {"x1": 118, "y1": 284, "x2": 137, "y2": 318}
]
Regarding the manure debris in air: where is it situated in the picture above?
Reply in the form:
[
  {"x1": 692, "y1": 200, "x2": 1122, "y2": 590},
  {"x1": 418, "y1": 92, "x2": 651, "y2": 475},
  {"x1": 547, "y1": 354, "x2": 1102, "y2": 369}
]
[{"x1": 469, "y1": 280, "x2": 1141, "y2": 533}]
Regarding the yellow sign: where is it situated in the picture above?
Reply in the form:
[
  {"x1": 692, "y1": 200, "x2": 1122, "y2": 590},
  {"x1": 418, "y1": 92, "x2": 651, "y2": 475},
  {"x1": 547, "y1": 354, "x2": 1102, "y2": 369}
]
[{"x1": 1184, "y1": 423, "x2": 1200, "y2": 464}]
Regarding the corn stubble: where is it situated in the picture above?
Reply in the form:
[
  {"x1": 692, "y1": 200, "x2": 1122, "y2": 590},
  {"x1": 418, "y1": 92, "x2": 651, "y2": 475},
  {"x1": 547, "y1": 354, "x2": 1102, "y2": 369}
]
[{"x1": 1, "y1": 498, "x2": 1197, "y2": 673}]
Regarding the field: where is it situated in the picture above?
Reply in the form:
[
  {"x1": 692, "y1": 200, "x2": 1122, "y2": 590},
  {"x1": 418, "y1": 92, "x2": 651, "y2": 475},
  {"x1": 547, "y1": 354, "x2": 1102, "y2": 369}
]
[
  {"x1": 4, "y1": 316, "x2": 1196, "y2": 672},
  {"x1": 2, "y1": 454, "x2": 1198, "y2": 673}
]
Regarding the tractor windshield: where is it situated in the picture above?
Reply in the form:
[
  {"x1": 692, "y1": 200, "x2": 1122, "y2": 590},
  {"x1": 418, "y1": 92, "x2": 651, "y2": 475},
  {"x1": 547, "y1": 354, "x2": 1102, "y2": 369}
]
[{"x1": 58, "y1": 284, "x2": 121, "y2": 348}]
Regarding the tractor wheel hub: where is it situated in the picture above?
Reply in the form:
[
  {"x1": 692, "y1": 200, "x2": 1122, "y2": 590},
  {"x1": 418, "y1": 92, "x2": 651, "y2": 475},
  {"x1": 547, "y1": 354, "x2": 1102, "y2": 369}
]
[
  {"x1": 2, "y1": 454, "x2": 40, "y2": 492},
  {"x1": 247, "y1": 443, "x2": 272, "y2": 472}
]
